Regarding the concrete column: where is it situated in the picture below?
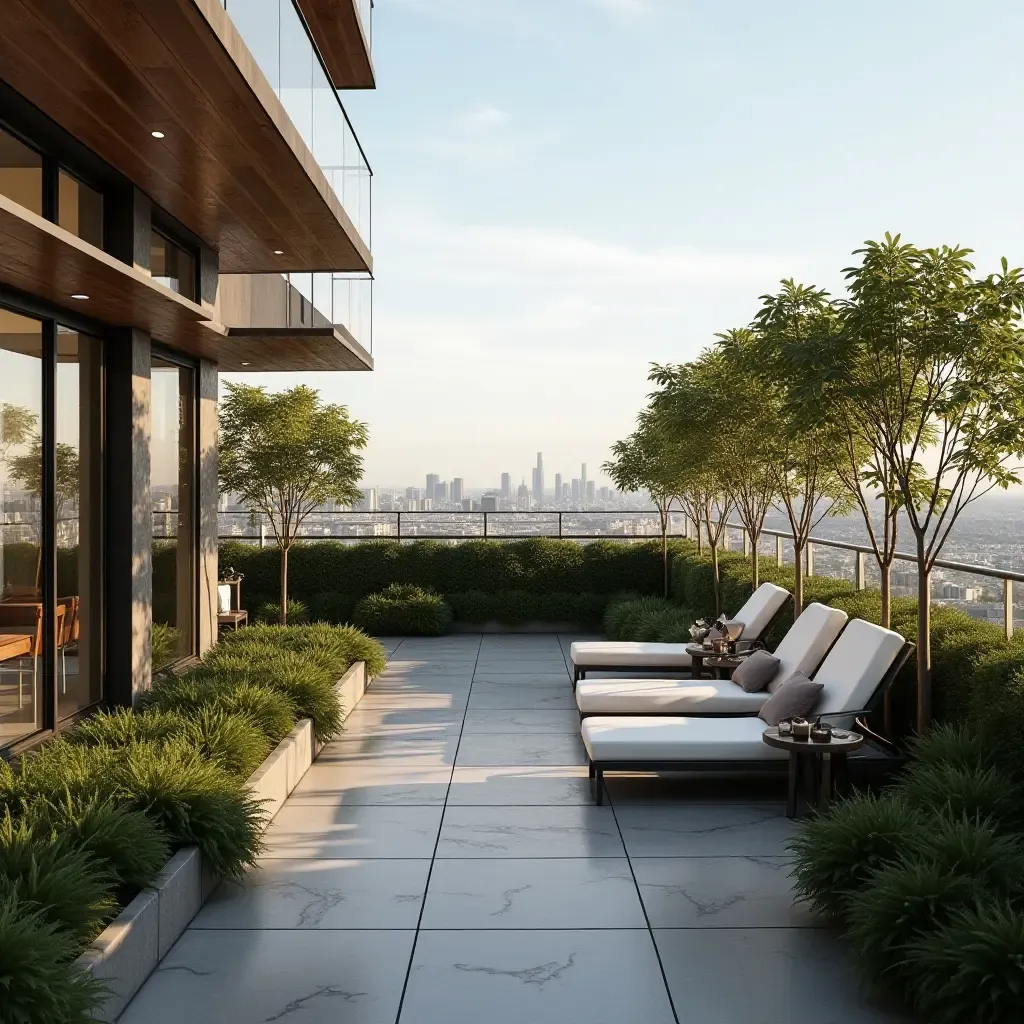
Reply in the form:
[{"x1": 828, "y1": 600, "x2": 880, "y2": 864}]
[
  {"x1": 106, "y1": 329, "x2": 152, "y2": 707},
  {"x1": 197, "y1": 360, "x2": 219, "y2": 655}
]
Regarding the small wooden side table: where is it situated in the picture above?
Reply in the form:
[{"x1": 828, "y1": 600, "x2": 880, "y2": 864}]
[
  {"x1": 762, "y1": 726, "x2": 864, "y2": 818},
  {"x1": 218, "y1": 609, "x2": 248, "y2": 631},
  {"x1": 685, "y1": 644, "x2": 711, "y2": 679}
]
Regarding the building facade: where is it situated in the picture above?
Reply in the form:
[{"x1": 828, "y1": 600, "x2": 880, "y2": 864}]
[{"x1": 0, "y1": 0, "x2": 374, "y2": 753}]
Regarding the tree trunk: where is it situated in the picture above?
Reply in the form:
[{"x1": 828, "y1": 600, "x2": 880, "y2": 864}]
[
  {"x1": 879, "y1": 564, "x2": 892, "y2": 630},
  {"x1": 916, "y1": 543, "x2": 931, "y2": 732},
  {"x1": 661, "y1": 517, "x2": 669, "y2": 599},
  {"x1": 793, "y1": 541, "x2": 804, "y2": 618},
  {"x1": 280, "y1": 544, "x2": 289, "y2": 626},
  {"x1": 710, "y1": 542, "x2": 721, "y2": 616},
  {"x1": 695, "y1": 523, "x2": 703, "y2": 557},
  {"x1": 750, "y1": 532, "x2": 760, "y2": 591}
]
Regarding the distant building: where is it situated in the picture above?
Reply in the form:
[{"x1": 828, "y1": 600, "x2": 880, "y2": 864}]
[
  {"x1": 406, "y1": 498, "x2": 419, "y2": 511},
  {"x1": 435, "y1": 480, "x2": 448, "y2": 503},
  {"x1": 461, "y1": 498, "x2": 472, "y2": 512},
  {"x1": 581, "y1": 463, "x2": 587, "y2": 492},
  {"x1": 571, "y1": 478, "x2": 581, "y2": 502},
  {"x1": 500, "y1": 473, "x2": 512, "y2": 499},
  {"x1": 451, "y1": 478, "x2": 464, "y2": 504},
  {"x1": 554, "y1": 473, "x2": 562, "y2": 502},
  {"x1": 532, "y1": 452, "x2": 545, "y2": 504},
  {"x1": 425, "y1": 473, "x2": 440, "y2": 501},
  {"x1": 517, "y1": 480, "x2": 530, "y2": 510},
  {"x1": 586, "y1": 480, "x2": 596, "y2": 502},
  {"x1": 356, "y1": 487, "x2": 379, "y2": 512},
  {"x1": 562, "y1": 482, "x2": 570, "y2": 501},
  {"x1": 599, "y1": 486, "x2": 610, "y2": 501},
  {"x1": 481, "y1": 495, "x2": 498, "y2": 512},
  {"x1": 405, "y1": 486, "x2": 421, "y2": 501}
]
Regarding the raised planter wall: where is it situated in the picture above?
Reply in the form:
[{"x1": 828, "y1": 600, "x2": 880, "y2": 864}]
[{"x1": 76, "y1": 660, "x2": 368, "y2": 1021}]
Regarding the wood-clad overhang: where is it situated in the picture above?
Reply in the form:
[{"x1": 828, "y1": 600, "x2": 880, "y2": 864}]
[
  {"x1": 0, "y1": 195, "x2": 372, "y2": 372},
  {"x1": 0, "y1": 0, "x2": 372, "y2": 275},
  {"x1": 297, "y1": 0, "x2": 376, "y2": 90}
]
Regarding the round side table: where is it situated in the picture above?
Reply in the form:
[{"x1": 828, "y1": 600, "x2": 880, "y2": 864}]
[
  {"x1": 685, "y1": 644, "x2": 712, "y2": 679},
  {"x1": 762, "y1": 726, "x2": 864, "y2": 818}
]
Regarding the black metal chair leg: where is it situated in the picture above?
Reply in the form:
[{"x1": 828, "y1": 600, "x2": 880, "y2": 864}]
[{"x1": 594, "y1": 769, "x2": 604, "y2": 806}]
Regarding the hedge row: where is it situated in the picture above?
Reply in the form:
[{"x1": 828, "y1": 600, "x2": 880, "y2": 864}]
[
  {"x1": 219, "y1": 538, "x2": 683, "y2": 610},
  {"x1": 0, "y1": 622, "x2": 385, "y2": 1022}
]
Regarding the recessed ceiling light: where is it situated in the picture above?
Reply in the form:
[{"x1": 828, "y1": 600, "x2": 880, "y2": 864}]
[
  {"x1": 273, "y1": 250, "x2": 284, "y2": 255},
  {"x1": 240, "y1": 361, "x2": 251, "y2": 366},
  {"x1": 70, "y1": 293, "x2": 89, "y2": 300},
  {"x1": 151, "y1": 130, "x2": 165, "y2": 139}
]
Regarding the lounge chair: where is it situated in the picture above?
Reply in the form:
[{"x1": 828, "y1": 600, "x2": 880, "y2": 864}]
[
  {"x1": 570, "y1": 581, "x2": 790, "y2": 684},
  {"x1": 575, "y1": 602, "x2": 848, "y2": 718},
  {"x1": 581, "y1": 618, "x2": 913, "y2": 805}
]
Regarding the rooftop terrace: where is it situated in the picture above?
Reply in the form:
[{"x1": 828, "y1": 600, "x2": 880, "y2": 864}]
[{"x1": 118, "y1": 633, "x2": 905, "y2": 1023}]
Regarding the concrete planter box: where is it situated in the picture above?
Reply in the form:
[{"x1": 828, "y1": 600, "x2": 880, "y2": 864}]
[{"x1": 76, "y1": 660, "x2": 368, "y2": 1021}]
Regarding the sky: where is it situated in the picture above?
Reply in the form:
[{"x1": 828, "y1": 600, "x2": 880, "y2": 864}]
[{"x1": 228, "y1": 0, "x2": 1024, "y2": 492}]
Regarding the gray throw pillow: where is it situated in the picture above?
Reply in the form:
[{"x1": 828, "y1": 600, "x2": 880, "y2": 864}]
[
  {"x1": 731, "y1": 650, "x2": 780, "y2": 693},
  {"x1": 758, "y1": 672, "x2": 824, "y2": 726}
]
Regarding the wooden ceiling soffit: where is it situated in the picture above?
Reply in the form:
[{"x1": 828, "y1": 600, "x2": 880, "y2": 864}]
[
  {"x1": 297, "y1": 0, "x2": 376, "y2": 90},
  {"x1": 222, "y1": 324, "x2": 374, "y2": 372},
  {"x1": 0, "y1": 0, "x2": 371, "y2": 274}
]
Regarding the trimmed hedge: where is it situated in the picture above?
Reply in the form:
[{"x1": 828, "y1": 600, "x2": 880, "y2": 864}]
[
  {"x1": 447, "y1": 591, "x2": 608, "y2": 629},
  {"x1": 352, "y1": 584, "x2": 453, "y2": 637}
]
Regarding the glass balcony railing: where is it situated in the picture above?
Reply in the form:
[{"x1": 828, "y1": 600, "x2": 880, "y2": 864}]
[
  {"x1": 285, "y1": 272, "x2": 373, "y2": 353},
  {"x1": 223, "y1": 0, "x2": 372, "y2": 247},
  {"x1": 357, "y1": 0, "x2": 372, "y2": 45}
]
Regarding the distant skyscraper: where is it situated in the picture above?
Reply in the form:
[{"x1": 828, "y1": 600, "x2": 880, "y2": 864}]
[
  {"x1": 436, "y1": 480, "x2": 448, "y2": 502},
  {"x1": 481, "y1": 495, "x2": 498, "y2": 512},
  {"x1": 533, "y1": 452, "x2": 545, "y2": 504},
  {"x1": 406, "y1": 486, "x2": 421, "y2": 501},
  {"x1": 358, "y1": 487, "x2": 379, "y2": 512},
  {"x1": 599, "y1": 486, "x2": 610, "y2": 501},
  {"x1": 451, "y1": 478, "x2": 464, "y2": 504},
  {"x1": 571, "y1": 478, "x2": 581, "y2": 502},
  {"x1": 517, "y1": 479, "x2": 530, "y2": 510},
  {"x1": 500, "y1": 472, "x2": 512, "y2": 499},
  {"x1": 554, "y1": 473, "x2": 562, "y2": 503},
  {"x1": 581, "y1": 463, "x2": 587, "y2": 492},
  {"x1": 461, "y1": 498, "x2": 472, "y2": 512},
  {"x1": 586, "y1": 480, "x2": 596, "y2": 503},
  {"x1": 425, "y1": 473, "x2": 440, "y2": 501},
  {"x1": 562, "y1": 482, "x2": 570, "y2": 501}
]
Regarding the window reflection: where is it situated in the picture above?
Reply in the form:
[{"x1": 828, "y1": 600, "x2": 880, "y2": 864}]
[
  {"x1": 0, "y1": 126, "x2": 42, "y2": 216},
  {"x1": 58, "y1": 170, "x2": 104, "y2": 248},
  {"x1": 151, "y1": 358, "x2": 195, "y2": 668},
  {"x1": 56, "y1": 327, "x2": 103, "y2": 718},
  {"x1": 0, "y1": 308, "x2": 43, "y2": 746}
]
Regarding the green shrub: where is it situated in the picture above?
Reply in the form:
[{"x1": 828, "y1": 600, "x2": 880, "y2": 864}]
[
  {"x1": 218, "y1": 622, "x2": 387, "y2": 678},
  {"x1": 789, "y1": 792, "x2": 924, "y2": 921},
  {"x1": 199, "y1": 648, "x2": 342, "y2": 744},
  {"x1": 306, "y1": 591, "x2": 356, "y2": 625},
  {"x1": 143, "y1": 676, "x2": 297, "y2": 744},
  {"x1": 24, "y1": 795, "x2": 171, "y2": 892},
  {"x1": 903, "y1": 900, "x2": 1024, "y2": 1024},
  {"x1": 0, "y1": 814, "x2": 116, "y2": 942},
  {"x1": 177, "y1": 706, "x2": 272, "y2": 778},
  {"x1": 968, "y1": 646, "x2": 1024, "y2": 776},
  {"x1": 352, "y1": 584, "x2": 453, "y2": 636},
  {"x1": 900, "y1": 763, "x2": 1024, "y2": 832},
  {"x1": 15, "y1": 740, "x2": 264, "y2": 879},
  {"x1": 68, "y1": 707, "x2": 186, "y2": 748},
  {"x1": 847, "y1": 858, "x2": 989, "y2": 987},
  {"x1": 255, "y1": 598, "x2": 309, "y2": 625},
  {"x1": 906, "y1": 723, "x2": 1005, "y2": 775},
  {"x1": 0, "y1": 894, "x2": 106, "y2": 1023}
]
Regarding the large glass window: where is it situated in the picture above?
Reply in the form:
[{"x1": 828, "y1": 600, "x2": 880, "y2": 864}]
[
  {"x1": 151, "y1": 357, "x2": 195, "y2": 668},
  {"x1": 0, "y1": 309, "x2": 43, "y2": 747},
  {"x1": 151, "y1": 230, "x2": 196, "y2": 301},
  {"x1": 0, "y1": 126, "x2": 43, "y2": 216},
  {"x1": 56, "y1": 327, "x2": 103, "y2": 718},
  {"x1": 58, "y1": 170, "x2": 104, "y2": 248}
]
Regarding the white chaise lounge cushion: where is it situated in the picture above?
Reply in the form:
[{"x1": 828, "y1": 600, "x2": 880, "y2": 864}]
[
  {"x1": 576, "y1": 678, "x2": 769, "y2": 715},
  {"x1": 582, "y1": 716, "x2": 788, "y2": 762},
  {"x1": 570, "y1": 582, "x2": 790, "y2": 671},
  {"x1": 812, "y1": 619, "x2": 907, "y2": 727},
  {"x1": 769, "y1": 603, "x2": 848, "y2": 687}
]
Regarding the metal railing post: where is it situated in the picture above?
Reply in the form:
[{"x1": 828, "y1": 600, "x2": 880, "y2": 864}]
[
  {"x1": 558, "y1": 512, "x2": 563, "y2": 539},
  {"x1": 856, "y1": 551, "x2": 866, "y2": 590},
  {"x1": 1006, "y1": 579, "x2": 1014, "y2": 640},
  {"x1": 776, "y1": 535, "x2": 783, "y2": 567},
  {"x1": 396, "y1": 511, "x2": 401, "y2": 541},
  {"x1": 806, "y1": 542, "x2": 814, "y2": 577},
  {"x1": 483, "y1": 512, "x2": 488, "y2": 540}
]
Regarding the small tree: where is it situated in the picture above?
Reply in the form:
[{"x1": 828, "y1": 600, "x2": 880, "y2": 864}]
[
  {"x1": 825, "y1": 236, "x2": 1024, "y2": 729},
  {"x1": 603, "y1": 412, "x2": 681, "y2": 597},
  {"x1": 219, "y1": 383, "x2": 368, "y2": 624},
  {"x1": 752, "y1": 282, "x2": 851, "y2": 614}
]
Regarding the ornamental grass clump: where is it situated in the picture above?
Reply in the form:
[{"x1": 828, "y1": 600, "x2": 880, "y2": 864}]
[
  {"x1": 788, "y1": 791, "x2": 923, "y2": 921},
  {"x1": 216, "y1": 622, "x2": 387, "y2": 677},
  {"x1": 352, "y1": 584, "x2": 453, "y2": 637},
  {"x1": 903, "y1": 900, "x2": 1024, "y2": 1024},
  {"x1": 0, "y1": 894, "x2": 106, "y2": 1024},
  {"x1": 901, "y1": 762, "x2": 1023, "y2": 833},
  {"x1": 905, "y1": 722, "x2": 1005, "y2": 775}
]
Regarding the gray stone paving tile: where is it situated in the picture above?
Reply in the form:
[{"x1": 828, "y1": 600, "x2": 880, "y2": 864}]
[
  {"x1": 400, "y1": 930, "x2": 676, "y2": 1024},
  {"x1": 194, "y1": 859, "x2": 430, "y2": 930},
  {"x1": 289, "y1": 764, "x2": 452, "y2": 805},
  {"x1": 455, "y1": 732, "x2": 586, "y2": 767},
  {"x1": 317, "y1": 731, "x2": 460, "y2": 766},
  {"x1": 422, "y1": 858, "x2": 645, "y2": 928},
  {"x1": 655, "y1": 928, "x2": 909, "y2": 1023},
  {"x1": 437, "y1": 806, "x2": 624, "y2": 858},
  {"x1": 471, "y1": 673, "x2": 572, "y2": 685},
  {"x1": 264, "y1": 804, "x2": 443, "y2": 859},
  {"x1": 632, "y1": 856, "x2": 817, "y2": 928},
  {"x1": 460, "y1": 710, "x2": 581, "y2": 734},
  {"x1": 447, "y1": 766, "x2": 592, "y2": 805},
  {"x1": 614, "y1": 802, "x2": 798, "y2": 857},
  {"x1": 119, "y1": 929, "x2": 415, "y2": 1024}
]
